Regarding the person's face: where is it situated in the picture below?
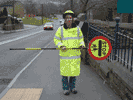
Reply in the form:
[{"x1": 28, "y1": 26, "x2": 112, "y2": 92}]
[{"x1": 65, "y1": 15, "x2": 73, "y2": 24}]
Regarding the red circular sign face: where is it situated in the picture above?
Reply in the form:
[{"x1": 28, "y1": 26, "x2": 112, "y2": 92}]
[{"x1": 88, "y1": 36, "x2": 112, "y2": 60}]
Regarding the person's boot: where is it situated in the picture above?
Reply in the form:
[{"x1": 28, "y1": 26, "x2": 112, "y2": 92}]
[
  {"x1": 71, "y1": 88, "x2": 77, "y2": 94},
  {"x1": 63, "y1": 90, "x2": 70, "y2": 95}
]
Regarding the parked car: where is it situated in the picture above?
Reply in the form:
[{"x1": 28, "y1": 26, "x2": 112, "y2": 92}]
[{"x1": 44, "y1": 22, "x2": 54, "y2": 30}]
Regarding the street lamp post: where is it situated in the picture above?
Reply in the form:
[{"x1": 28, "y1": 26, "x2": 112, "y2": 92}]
[{"x1": 42, "y1": 4, "x2": 43, "y2": 25}]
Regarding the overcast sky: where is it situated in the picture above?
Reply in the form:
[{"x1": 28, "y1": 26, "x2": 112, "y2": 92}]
[
  {"x1": 0, "y1": 0, "x2": 68, "y2": 5},
  {"x1": 22, "y1": 0, "x2": 68, "y2": 5},
  {"x1": 49, "y1": 1, "x2": 66, "y2": 6}
]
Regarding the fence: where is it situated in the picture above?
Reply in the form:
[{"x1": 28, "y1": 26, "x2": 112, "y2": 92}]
[{"x1": 88, "y1": 17, "x2": 133, "y2": 72}]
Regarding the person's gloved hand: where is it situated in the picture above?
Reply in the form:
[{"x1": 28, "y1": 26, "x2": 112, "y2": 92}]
[{"x1": 60, "y1": 46, "x2": 66, "y2": 50}]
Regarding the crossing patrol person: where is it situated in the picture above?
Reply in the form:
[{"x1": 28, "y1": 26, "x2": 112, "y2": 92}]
[{"x1": 53, "y1": 10, "x2": 86, "y2": 95}]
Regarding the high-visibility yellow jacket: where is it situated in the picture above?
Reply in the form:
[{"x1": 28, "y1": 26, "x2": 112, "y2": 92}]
[{"x1": 54, "y1": 25, "x2": 86, "y2": 76}]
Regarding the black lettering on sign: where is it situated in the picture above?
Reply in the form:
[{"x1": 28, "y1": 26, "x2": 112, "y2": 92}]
[
  {"x1": 91, "y1": 44, "x2": 98, "y2": 52},
  {"x1": 102, "y1": 41, "x2": 107, "y2": 47},
  {"x1": 98, "y1": 40, "x2": 102, "y2": 56}
]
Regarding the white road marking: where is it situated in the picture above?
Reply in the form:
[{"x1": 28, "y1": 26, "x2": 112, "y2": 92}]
[
  {"x1": 0, "y1": 30, "x2": 44, "y2": 46},
  {"x1": 0, "y1": 25, "x2": 53, "y2": 42},
  {"x1": 0, "y1": 40, "x2": 53, "y2": 99}
]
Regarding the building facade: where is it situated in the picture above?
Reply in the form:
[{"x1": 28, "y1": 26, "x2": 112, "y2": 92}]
[{"x1": 0, "y1": 1, "x2": 24, "y2": 17}]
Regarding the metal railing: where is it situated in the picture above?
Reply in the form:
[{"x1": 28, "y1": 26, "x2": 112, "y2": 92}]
[{"x1": 88, "y1": 17, "x2": 133, "y2": 72}]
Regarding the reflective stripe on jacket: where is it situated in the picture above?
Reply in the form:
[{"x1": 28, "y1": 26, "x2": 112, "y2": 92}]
[
  {"x1": 54, "y1": 26, "x2": 86, "y2": 56},
  {"x1": 53, "y1": 26, "x2": 86, "y2": 76}
]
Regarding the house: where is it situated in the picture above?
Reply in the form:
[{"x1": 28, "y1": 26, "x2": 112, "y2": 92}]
[{"x1": 0, "y1": 1, "x2": 25, "y2": 17}]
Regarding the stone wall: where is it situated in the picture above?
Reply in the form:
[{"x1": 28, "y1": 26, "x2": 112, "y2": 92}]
[{"x1": 2, "y1": 17, "x2": 24, "y2": 31}]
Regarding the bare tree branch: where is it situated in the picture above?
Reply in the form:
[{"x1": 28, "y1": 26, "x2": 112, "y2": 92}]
[
  {"x1": 85, "y1": 3, "x2": 98, "y2": 11},
  {"x1": 90, "y1": 0, "x2": 113, "y2": 11},
  {"x1": 82, "y1": 0, "x2": 89, "y2": 12},
  {"x1": 80, "y1": 0, "x2": 85, "y2": 4}
]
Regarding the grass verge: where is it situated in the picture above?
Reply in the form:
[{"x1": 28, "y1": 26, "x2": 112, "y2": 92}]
[{"x1": 22, "y1": 17, "x2": 53, "y2": 25}]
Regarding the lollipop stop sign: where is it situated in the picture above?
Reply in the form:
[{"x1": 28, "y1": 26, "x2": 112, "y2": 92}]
[{"x1": 88, "y1": 36, "x2": 112, "y2": 60}]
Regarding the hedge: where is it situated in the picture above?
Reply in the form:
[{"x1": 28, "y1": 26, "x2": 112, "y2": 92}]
[{"x1": 22, "y1": 17, "x2": 53, "y2": 25}]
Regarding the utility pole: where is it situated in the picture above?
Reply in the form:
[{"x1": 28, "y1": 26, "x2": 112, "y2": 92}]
[
  {"x1": 60, "y1": 1, "x2": 61, "y2": 14},
  {"x1": 13, "y1": 0, "x2": 15, "y2": 29},
  {"x1": 71, "y1": 0, "x2": 73, "y2": 11},
  {"x1": 84, "y1": 10, "x2": 88, "y2": 45},
  {"x1": 42, "y1": 4, "x2": 43, "y2": 25}
]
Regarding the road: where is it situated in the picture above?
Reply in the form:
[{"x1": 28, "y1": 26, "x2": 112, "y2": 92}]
[
  {"x1": 0, "y1": 15, "x2": 121, "y2": 100},
  {"x1": 0, "y1": 24, "x2": 39, "y2": 34}
]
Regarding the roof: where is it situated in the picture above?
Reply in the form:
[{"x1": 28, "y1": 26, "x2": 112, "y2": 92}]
[{"x1": 0, "y1": 1, "x2": 22, "y2": 7}]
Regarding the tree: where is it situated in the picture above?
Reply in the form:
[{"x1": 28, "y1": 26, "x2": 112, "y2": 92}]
[
  {"x1": 79, "y1": 0, "x2": 117, "y2": 21},
  {"x1": 79, "y1": 0, "x2": 101, "y2": 13},
  {"x1": 61, "y1": 0, "x2": 104, "y2": 19},
  {"x1": 24, "y1": 0, "x2": 35, "y2": 15}
]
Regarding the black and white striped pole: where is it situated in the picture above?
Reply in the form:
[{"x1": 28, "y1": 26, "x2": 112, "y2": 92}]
[{"x1": 9, "y1": 48, "x2": 87, "y2": 50}]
